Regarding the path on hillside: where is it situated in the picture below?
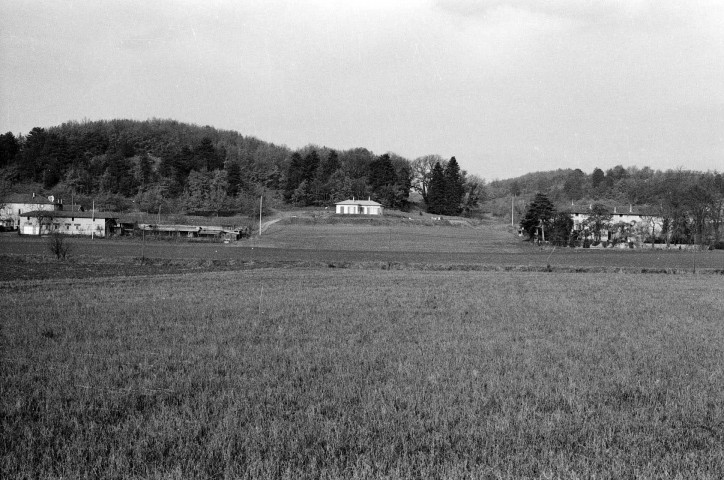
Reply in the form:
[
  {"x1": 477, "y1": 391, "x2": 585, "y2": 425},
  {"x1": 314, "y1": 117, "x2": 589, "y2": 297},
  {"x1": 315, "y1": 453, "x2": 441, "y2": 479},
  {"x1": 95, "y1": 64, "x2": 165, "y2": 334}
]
[{"x1": 259, "y1": 217, "x2": 282, "y2": 234}]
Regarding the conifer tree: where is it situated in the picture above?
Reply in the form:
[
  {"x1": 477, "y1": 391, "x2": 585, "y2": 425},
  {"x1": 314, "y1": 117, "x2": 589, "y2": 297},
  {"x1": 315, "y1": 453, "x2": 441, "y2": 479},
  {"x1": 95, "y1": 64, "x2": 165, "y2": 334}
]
[
  {"x1": 443, "y1": 156, "x2": 464, "y2": 215},
  {"x1": 427, "y1": 162, "x2": 446, "y2": 214},
  {"x1": 284, "y1": 152, "x2": 304, "y2": 201},
  {"x1": 520, "y1": 193, "x2": 556, "y2": 241}
]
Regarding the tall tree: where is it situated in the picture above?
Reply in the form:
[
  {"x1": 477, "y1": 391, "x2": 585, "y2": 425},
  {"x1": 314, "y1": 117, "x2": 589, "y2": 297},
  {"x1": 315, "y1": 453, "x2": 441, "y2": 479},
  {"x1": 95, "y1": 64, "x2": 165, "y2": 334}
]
[
  {"x1": 368, "y1": 154, "x2": 397, "y2": 191},
  {"x1": 520, "y1": 193, "x2": 556, "y2": 241},
  {"x1": 461, "y1": 173, "x2": 485, "y2": 217},
  {"x1": 284, "y1": 152, "x2": 304, "y2": 201},
  {"x1": 226, "y1": 161, "x2": 242, "y2": 196},
  {"x1": 0, "y1": 132, "x2": 20, "y2": 168},
  {"x1": 426, "y1": 162, "x2": 446, "y2": 215},
  {"x1": 302, "y1": 150, "x2": 320, "y2": 183},
  {"x1": 549, "y1": 212, "x2": 574, "y2": 246},
  {"x1": 443, "y1": 156, "x2": 464, "y2": 215},
  {"x1": 591, "y1": 167, "x2": 605, "y2": 190},
  {"x1": 411, "y1": 154, "x2": 443, "y2": 202},
  {"x1": 194, "y1": 137, "x2": 222, "y2": 171},
  {"x1": 563, "y1": 169, "x2": 585, "y2": 201}
]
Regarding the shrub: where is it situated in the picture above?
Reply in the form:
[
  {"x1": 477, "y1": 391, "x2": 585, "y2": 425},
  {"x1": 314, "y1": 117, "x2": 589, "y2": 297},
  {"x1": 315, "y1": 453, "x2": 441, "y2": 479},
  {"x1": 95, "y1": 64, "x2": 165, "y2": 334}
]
[{"x1": 48, "y1": 232, "x2": 72, "y2": 260}]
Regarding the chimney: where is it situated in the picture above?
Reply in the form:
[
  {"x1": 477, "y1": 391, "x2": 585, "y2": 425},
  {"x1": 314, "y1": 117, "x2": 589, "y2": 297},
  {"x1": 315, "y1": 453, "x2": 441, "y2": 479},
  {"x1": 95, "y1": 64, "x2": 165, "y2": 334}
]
[
  {"x1": 629, "y1": 204, "x2": 632, "y2": 213},
  {"x1": 32, "y1": 192, "x2": 35, "y2": 198},
  {"x1": 614, "y1": 206, "x2": 617, "y2": 214}
]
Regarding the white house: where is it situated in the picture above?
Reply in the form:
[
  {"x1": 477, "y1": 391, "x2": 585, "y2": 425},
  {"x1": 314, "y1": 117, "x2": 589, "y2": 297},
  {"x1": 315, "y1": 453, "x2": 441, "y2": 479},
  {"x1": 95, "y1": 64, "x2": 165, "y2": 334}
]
[
  {"x1": 335, "y1": 198, "x2": 383, "y2": 215},
  {"x1": 570, "y1": 205, "x2": 663, "y2": 242},
  {"x1": 1, "y1": 193, "x2": 61, "y2": 230},
  {"x1": 20, "y1": 211, "x2": 117, "y2": 237}
]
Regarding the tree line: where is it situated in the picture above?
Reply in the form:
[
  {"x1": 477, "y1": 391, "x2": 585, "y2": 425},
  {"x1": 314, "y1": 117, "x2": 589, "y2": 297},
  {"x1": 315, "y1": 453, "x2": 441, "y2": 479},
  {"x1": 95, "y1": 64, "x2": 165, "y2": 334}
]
[
  {"x1": 520, "y1": 176, "x2": 724, "y2": 248},
  {"x1": 0, "y1": 119, "x2": 485, "y2": 217}
]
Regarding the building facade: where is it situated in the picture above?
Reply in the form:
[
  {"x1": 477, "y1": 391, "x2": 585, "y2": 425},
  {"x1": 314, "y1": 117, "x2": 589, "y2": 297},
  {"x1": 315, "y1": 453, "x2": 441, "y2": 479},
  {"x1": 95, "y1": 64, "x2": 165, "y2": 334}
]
[
  {"x1": 335, "y1": 199, "x2": 383, "y2": 215},
  {"x1": 1, "y1": 193, "x2": 60, "y2": 230},
  {"x1": 570, "y1": 205, "x2": 663, "y2": 243},
  {"x1": 20, "y1": 211, "x2": 117, "y2": 237}
]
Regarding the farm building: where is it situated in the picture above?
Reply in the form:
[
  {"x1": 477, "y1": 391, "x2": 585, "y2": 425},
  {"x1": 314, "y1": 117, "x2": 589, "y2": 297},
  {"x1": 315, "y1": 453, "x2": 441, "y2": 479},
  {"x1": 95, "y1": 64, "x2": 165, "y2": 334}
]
[
  {"x1": 134, "y1": 224, "x2": 245, "y2": 241},
  {"x1": 20, "y1": 211, "x2": 118, "y2": 237},
  {"x1": 1, "y1": 193, "x2": 61, "y2": 231},
  {"x1": 335, "y1": 199, "x2": 383, "y2": 215},
  {"x1": 569, "y1": 205, "x2": 663, "y2": 243}
]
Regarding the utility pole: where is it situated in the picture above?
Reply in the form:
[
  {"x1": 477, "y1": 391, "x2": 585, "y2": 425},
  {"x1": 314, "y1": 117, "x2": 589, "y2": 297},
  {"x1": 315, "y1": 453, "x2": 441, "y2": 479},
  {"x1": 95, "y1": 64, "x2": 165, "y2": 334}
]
[
  {"x1": 258, "y1": 193, "x2": 263, "y2": 237},
  {"x1": 511, "y1": 194, "x2": 515, "y2": 227}
]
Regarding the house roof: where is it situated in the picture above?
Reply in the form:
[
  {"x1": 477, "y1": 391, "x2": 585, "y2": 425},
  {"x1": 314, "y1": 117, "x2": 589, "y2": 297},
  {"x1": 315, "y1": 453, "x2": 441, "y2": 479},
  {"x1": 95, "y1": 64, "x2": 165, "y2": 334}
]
[
  {"x1": 3, "y1": 193, "x2": 58, "y2": 205},
  {"x1": 568, "y1": 205, "x2": 658, "y2": 216},
  {"x1": 23, "y1": 210, "x2": 118, "y2": 219},
  {"x1": 335, "y1": 199, "x2": 382, "y2": 206}
]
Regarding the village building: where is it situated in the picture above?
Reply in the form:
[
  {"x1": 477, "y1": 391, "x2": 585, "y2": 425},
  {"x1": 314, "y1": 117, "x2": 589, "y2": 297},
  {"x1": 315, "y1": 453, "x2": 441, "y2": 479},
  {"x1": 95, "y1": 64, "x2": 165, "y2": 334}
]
[
  {"x1": 335, "y1": 198, "x2": 383, "y2": 215},
  {"x1": 1, "y1": 193, "x2": 61, "y2": 230},
  {"x1": 569, "y1": 204, "x2": 663, "y2": 243},
  {"x1": 20, "y1": 211, "x2": 118, "y2": 237}
]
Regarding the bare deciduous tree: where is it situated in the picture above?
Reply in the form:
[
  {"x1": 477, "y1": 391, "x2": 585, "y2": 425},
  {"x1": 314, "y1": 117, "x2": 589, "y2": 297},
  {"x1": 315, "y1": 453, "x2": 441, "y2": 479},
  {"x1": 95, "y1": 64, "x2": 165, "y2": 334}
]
[{"x1": 48, "y1": 232, "x2": 72, "y2": 260}]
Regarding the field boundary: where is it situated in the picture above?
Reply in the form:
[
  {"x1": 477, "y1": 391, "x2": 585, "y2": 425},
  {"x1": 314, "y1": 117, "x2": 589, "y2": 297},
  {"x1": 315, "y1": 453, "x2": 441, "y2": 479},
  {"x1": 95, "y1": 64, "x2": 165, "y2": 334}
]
[{"x1": 2, "y1": 253, "x2": 723, "y2": 278}]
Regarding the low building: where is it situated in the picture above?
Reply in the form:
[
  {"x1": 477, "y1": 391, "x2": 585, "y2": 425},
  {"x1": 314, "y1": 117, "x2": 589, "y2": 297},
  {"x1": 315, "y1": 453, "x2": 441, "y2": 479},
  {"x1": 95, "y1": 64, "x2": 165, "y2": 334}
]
[
  {"x1": 1, "y1": 193, "x2": 61, "y2": 230},
  {"x1": 20, "y1": 211, "x2": 118, "y2": 237},
  {"x1": 135, "y1": 223, "x2": 245, "y2": 241},
  {"x1": 335, "y1": 198, "x2": 383, "y2": 215}
]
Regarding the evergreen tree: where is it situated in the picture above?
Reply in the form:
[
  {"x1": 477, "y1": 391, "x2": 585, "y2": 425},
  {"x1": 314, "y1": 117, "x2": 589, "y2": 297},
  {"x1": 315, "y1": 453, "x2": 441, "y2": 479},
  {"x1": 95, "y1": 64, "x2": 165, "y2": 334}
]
[
  {"x1": 318, "y1": 150, "x2": 340, "y2": 184},
  {"x1": 226, "y1": 161, "x2": 242, "y2": 196},
  {"x1": 549, "y1": 212, "x2": 574, "y2": 246},
  {"x1": 520, "y1": 193, "x2": 556, "y2": 241},
  {"x1": 0, "y1": 132, "x2": 20, "y2": 168},
  {"x1": 284, "y1": 152, "x2": 304, "y2": 201},
  {"x1": 302, "y1": 150, "x2": 320, "y2": 183},
  {"x1": 443, "y1": 156, "x2": 464, "y2": 215},
  {"x1": 194, "y1": 137, "x2": 222, "y2": 171},
  {"x1": 427, "y1": 162, "x2": 446, "y2": 214},
  {"x1": 368, "y1": 154, "x2": 397, "y2": 191}
]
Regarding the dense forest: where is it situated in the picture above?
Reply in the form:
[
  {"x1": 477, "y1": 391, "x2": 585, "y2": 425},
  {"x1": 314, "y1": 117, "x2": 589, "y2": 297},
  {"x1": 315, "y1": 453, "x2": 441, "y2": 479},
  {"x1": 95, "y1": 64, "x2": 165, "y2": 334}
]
[{"x1": 0, "y1": 119, "x2": 483, "y2": 217}]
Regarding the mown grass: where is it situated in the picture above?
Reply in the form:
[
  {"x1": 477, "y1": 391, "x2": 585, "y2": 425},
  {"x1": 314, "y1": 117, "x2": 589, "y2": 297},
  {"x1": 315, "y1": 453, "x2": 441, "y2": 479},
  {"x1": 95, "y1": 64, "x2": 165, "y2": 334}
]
[
  {"x1": 2, "y1": 269, "x2": 723, "y2": 478},
  {"x1": 256, "y1": 221, "x2": 519, "y2": 253}
]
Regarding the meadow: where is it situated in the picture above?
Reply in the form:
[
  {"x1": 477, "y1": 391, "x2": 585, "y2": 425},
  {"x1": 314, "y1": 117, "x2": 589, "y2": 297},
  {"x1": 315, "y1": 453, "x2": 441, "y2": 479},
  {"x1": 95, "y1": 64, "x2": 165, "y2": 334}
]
[{"x1": 2, "y1": 267, "x2": 723, "y2": 478}]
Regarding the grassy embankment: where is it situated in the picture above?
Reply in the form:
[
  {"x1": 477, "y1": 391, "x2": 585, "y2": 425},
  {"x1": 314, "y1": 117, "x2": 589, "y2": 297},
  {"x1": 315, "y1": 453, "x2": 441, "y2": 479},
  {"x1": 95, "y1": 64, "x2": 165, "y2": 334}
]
[{"x1": 2, "y1": 269, "x2": 723, "y2": 478}]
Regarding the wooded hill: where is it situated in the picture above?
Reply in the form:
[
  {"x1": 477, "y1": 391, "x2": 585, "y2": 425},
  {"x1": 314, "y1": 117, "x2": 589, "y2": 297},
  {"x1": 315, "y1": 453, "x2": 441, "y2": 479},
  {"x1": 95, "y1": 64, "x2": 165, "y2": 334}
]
[
  {"x1": 486, "y1": 165, "x2": 724, "y2": 234},
  {"x1": 1, "y1": 118, "x2": 720, "y2": 242},
  {"x1": 0, "y1": 119, "x2": 482, "y2": 217}
]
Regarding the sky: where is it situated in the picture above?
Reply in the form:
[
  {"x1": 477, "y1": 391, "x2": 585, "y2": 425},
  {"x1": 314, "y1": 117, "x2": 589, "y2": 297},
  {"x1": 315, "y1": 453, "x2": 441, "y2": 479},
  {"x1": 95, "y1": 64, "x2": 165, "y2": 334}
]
[{"x1": 1, "y1": 0, "x2": 723, "y2": 180}]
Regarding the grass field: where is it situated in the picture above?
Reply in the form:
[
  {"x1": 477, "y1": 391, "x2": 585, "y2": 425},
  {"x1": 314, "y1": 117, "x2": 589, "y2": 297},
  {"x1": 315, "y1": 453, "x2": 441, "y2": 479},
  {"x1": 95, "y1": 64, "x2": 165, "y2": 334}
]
[{"x1": 2, "y1": 268, "x2": 723, "y2": 478}]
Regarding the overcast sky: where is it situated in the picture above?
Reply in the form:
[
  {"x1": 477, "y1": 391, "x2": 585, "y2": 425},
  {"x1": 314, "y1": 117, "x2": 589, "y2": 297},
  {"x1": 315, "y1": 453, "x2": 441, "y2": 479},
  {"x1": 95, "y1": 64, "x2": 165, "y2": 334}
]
[{"x1": 1, "y1": 0, "x2": 722, "y2": 179}]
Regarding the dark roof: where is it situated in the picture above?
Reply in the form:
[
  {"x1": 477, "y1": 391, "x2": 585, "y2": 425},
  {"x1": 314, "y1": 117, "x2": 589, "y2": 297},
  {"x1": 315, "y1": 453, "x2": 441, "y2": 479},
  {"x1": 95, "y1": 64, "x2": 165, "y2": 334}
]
[
  {"x1": 23, "y1": 210, "x2": 118, "y2": 219},
  {"x1": 568, "y1": 205, "x2": 658, "y2": 216},
  {"x1": 3, "y1": 193, "x2": 58, "y2": 205}
]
